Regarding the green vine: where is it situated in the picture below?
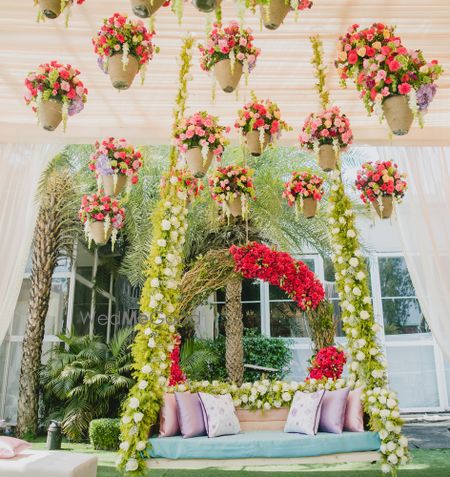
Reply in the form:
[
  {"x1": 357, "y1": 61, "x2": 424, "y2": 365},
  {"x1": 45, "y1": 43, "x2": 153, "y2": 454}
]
[{"x1": 310, "y1": 35, "x2": 329, "y2": 110}]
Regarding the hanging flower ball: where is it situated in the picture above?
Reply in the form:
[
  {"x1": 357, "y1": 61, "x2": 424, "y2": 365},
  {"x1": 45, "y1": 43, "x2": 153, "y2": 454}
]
[
  {"x1": 283, "y1": 171, "x2": 324, "y2": 218},
  {"x1": 35, "y1": 0, "x2": 86, "y2": 22}
]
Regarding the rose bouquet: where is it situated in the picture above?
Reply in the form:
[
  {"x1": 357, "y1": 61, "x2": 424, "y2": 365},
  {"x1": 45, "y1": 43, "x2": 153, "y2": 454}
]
[
  {"x1": 79, "y1": 193, "x2": 125, "y2": 248},
  {"x1": 235, "y1": 95, "x2": 291, "y2": 156},
  {"x1": 246, "y1": 0, "x2": 312, "y2": 30},
  {"x1": 355, "y1": 160, "x2": 407, "y2": 219},
  {"x1": 174, "y1": 111, "x2": 230, "y2": 178},
  {"x1": 92, "y1": 13, "x2": 158, "y2": 90},
  {"x1": 336, "y1": 23, "x2": 443, "y2": 135},
  {"x1": 208, "y1": 165, "x2": 256, "y2": 218},
  {"x1": 35, "y1": 0, "x2": 85, "y2": 23},
  {"x1": 161, "y1": 169, "x2": 204, "y2": 201},
  {"x1": 24, "y1": 61, "x2": 88, "y2": 132},
  {"x1": 299, "y1": 106, "x2": 353, "y2": 171},
  {"x1": 89, "y1": 138, "x2": 142, "y2": 196},
  {"x1": 308, "y1": 346, "x2": 346, "y2": 380},
  {"x1": 198, "y1": 21, "x2": 260, "y2": 93},
  {"x1": 283, "y1": 171, "x2": 324, "y2": 218}
]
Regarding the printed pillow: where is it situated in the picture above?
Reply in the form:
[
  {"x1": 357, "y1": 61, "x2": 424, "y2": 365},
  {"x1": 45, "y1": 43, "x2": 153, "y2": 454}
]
[
  {"x1": 159, "y1": 393, "x2": 180, "y2": 437},
  {"x1": 198, "y1": 392, "x2": 241, "y2": 438},
  {"x1": 344, "y1": 387, "x2": 365, "y2": 432},
  {"x1": 175, "y1": 392, "x2": 206, "y2": 438},
  {"x1": 319, "y1": 387, "x2": 350, "y2": 434},
  {"x1": 0, "y1": 437, "x2": 31, "y2": 459},
  {"x1": 284, "y1": 390, "x2": 325, "y2": 436}
]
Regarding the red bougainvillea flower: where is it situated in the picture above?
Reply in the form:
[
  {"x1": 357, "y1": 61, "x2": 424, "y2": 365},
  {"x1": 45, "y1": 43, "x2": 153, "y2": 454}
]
[
  {"x1": 308, "y1": 346, "x2": 346, "y2": 380},
  {"x1": 168, "y1": 335, "x2": 186, "y2": 386}
]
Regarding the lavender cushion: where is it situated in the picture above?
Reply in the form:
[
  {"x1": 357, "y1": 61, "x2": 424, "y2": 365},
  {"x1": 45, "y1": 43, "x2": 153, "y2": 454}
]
[
  {"x1": 198, "y1": 392, "x2": 241, "y2": 438},
  {"x1": 175, "y1": 392, "x2": 206, "y2": 438},
  {"x1": 159, "y1": 393, "x2": 180, "y2": 437},
  {"x1": 284, "y1": 390, "x2": 325, "y2": 436},
  {"x1": 0, "y1": 437, "x2": 31, "y2": 459},
  {"x1": 344, "y1": 387, "x2": 365, "y2": 432},
  {"x1": 319, "y1": 387, "x2": 350, "y2": 434}
]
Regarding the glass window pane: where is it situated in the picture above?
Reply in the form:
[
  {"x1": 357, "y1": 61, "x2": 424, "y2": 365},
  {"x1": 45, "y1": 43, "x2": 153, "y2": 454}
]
[
  {"x1": 45, "y1": 278, "x2": 70, "y2": 335},
  {"x1": 76, "y1": 244, "x2": 95, "y2": 281},
  {"x1": 269, "y1": 285, "x2": 291, "y2": 301},
  {"x1": 215, "y1": 302, "x2": 261, "y2": 335},
  {"x1": 444, "y1": 356, "x2": 450, "y2": 408},
  {"x1": 93, "y1": 292, "x2": 110, "y2": 341},
  {"x1": 379, "y1": 257, "x2": 416, "y2": 297},
  {"x1": 302, "y1": 259, "x2": 315, "y2": 272},
  {"x1": 96, "y1": 263, "x2": 111, "y2": 292},
  {"x1": 242, "y1": 279, "x2": 261, "y2": 302},
  {"x1": 72, "y1": 280, "x2": 92, "y2": 336},
  {"x1": 285, "y1": 348, "x2": 313, "y2": 381},
  {"x1": 11, "y1": 278, "x2": 31, "y2": 335},
  {"x1": 382, "y1": 298, "x2": 429, "y2": 335},
  {"x1": 269, "y1": 302, "x2": 308, "y2": 338}
]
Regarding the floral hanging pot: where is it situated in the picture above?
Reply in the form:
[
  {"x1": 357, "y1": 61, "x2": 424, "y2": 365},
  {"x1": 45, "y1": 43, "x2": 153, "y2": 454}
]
[
  {"x1": 372, "y1": 196, "x2": 394, "y2": 219},
  {"x1": 318, "y1": 144, "x2": 337, "y2": 172},
  {"x1": 226, "y1": 196, "x2": 243, "y2": 218},
  {"x1": 192, "y1": 0, "x2": 219, "y2": 13},
  {"x1": 38, "y1": 0, "x2": 62, "y2": 18},
  {"x1": 213, "y1": 59, "x2": 243, "y2": 93},
  {"x1": 245, "y1": 130, "x2": 271, "y2": 156},
  {"x1": 302, "y1": 197, "x2": 317, "y2": 219},
  {"x1": 186, "y1": 148, "x2": 214, "y2": 178},
  {"x1": 101, "y1": 174, "x2": 128, "y2": 197},
  {"x1": 89, "y1": 221, "x2": 113, "y2": 246},
  {"x1": 38, "y1": 99, "x2": 63, "y2": 131},
  {"x1": 382, "y1": 95, "x2": 414, "y2": 136},
  {"x1": 260, "y1": 0, "x2": 291, "y2": 30},
  {"x1": 130, "y1": 0, "x2": 166, "y2": 18},
  {"x1": 107, "y1": 53, "x2": 140, "y2": 90}
]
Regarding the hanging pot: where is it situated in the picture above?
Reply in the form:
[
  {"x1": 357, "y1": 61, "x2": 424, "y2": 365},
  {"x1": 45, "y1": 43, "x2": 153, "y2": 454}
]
[
  {"x1": 38, "y1": 99, "x2": 63, "y2": 131},
  {"x1": 101, "y1": 174, "x2": 128, "y2": 197},
  {"x1": 245, "y1": 130, "x2": 271, "y2": 156},
  {"x1": 318, "y1": 144, "x2": 338, "y2": 172},
  {"x1": 38, "y1": 0, "x2": 62, "y2": 19},
  {"x1": 130, "y1": 0, "x2": 166, "y2": 18},
  {"x1": 302, "y1": 197, "x2": 317, "y2": 219},
  {"x1": 382, "y1": 95, "x2": 414, "y2": 136},
  {"x1": 372, "y1": 196, "x2": 394, "y2": 219},
  {"x1": 226, "y1": 196, "x2": 243, "y2": 218},
  {"x1": 90, "y1": 221, "x2": 112, "y2": 246},
  {"x1": 260, "y1": 0, "x2": 291, "y2": 30},
  {"x1": 186, "y1": 148, "x2": 214, "y2": 178},
  {"x1": 107, "y1": 53, "x2": 140, "y2": 90},
  {"x1": 192, "y1": 0, "x2": 219, "y2": 12},
  {"x1": 213, "y1": 59, "x2": 243, "y2": 93}
]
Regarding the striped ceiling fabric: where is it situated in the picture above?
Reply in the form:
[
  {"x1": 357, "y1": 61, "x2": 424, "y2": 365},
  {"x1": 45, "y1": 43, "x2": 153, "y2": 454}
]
[{"x1": 1, "y1": 0, "x2": 449, "y2": 145}]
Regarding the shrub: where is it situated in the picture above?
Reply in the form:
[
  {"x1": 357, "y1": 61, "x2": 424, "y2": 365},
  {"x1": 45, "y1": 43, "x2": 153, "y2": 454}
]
[{"x1": 89, "y1": 418, "x2": 120, "y2": 451}]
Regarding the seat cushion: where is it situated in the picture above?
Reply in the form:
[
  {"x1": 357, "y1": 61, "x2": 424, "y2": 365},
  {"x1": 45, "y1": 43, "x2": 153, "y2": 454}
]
[{"x1": 149, "y1": 430, "x2": 380, "y2": 460}]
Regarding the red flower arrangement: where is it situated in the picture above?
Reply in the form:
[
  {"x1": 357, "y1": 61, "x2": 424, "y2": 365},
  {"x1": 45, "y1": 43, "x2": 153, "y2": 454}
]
[
  {"x1": 308, "y1": 346, "x2": 346, "y2": 380},
  {"x1": 230, "y1": 242, "x2": 324, "y2": 310},
  {"x1": 168, "y1": 335, "x2": 186, "y2": 386}
]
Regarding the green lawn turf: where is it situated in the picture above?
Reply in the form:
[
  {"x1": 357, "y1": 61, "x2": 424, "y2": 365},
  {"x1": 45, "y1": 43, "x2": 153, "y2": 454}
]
[{"x1": 30, "y1": 438, "x2": 450, "y2": 477}]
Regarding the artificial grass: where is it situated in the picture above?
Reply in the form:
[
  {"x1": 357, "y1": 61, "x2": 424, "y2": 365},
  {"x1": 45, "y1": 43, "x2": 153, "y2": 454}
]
[{"x1": 29, "y1": 438, "x2": 450, "y2": 477}]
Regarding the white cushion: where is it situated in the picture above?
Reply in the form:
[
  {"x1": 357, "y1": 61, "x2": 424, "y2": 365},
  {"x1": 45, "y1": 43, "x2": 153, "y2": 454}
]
[
  {"x1": 284, "y1": 390, "x2": 325, "y2": 436},
  {"x1": 198, "y1": 392, "x2": 241, "y2": 438}
]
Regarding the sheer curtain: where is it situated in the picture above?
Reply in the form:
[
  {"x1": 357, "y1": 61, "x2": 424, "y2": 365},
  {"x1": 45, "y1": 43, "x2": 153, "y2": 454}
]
[
  {"x1": 377, "y1": 147, "x2": 450, "y2": 360},
  {"x1": 0, "y1": 144, "x2": 62, "y2": 344}
]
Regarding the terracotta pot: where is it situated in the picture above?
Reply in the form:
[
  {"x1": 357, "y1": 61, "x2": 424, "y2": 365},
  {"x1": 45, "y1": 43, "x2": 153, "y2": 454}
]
[
  {"x1": 192, "y1": 0, "x2": 219, "y2": 12},
  {"x1": 318, "y1": 144, "x2": 338, "y2": 171},
  {"x1": 107, "y1": 54, "x2": 140, "y2": 90},
  {"x1": 101, "y1": 174, "x2": 128, "y2": 197},
  {"x1": 245, "y1": 131, "x2": 271, "y2": 156},
  {"x1": 382, "y1": 95, "x2": 414, "y2": 136},
  {"x1": 38, "y1": 0, "x2": 62, "y2": 18},
  {"x1": 213, "y1": 59, "x2": 243, "y2": 93},
  {"x1": 186, "y1": 148, "x2": 214, "y2": 178},
  {"x1": 226, "y1": 196, "x2": 243, "y2": 217},
  {"x1": 372, "y1": 196, "x2": 394, "y2": 219},
  {"x1": 130, "y1": 0, "x2": 166, "y2": 18},
  {"x1": 260, "y1": 0, "x2": 291, "y2": 30},
  {"x1": 90, "y1": 221, "x2": 112, "y2": 246},
  {"x1": 302, "y1": 197, "x2": 317, "y2": 219},
  {"x1": 38, "y1": 99, "x2": 63, "y2": 131}
]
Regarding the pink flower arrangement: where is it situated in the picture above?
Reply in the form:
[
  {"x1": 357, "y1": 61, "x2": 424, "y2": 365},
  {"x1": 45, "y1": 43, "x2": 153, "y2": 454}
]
[
  {"x1": 198, "y1": 21, "x2": 260, "y2": 72},
  {"x1": 24, "y1": 61, "x2": 88, "y2": 123},
  {"x1": 355, "y1": 160, "x2": 407, "y2": 204},
  {"x1": 89, "y1": 138, "x2": 142, "y2": 184},
  {"x1": 92, "y1": 13, "x2": 157, "y2": 70},
  {"x1": 160, "y1": 169, "x2": 204, "y2": 199},
  {"x1": 299, "y1": 106, "x2": 353, "y2": 151},
  {"x1": 283, "y1": 171, "x2": 324, "y2": 207},
  {"x1": 308, "y1": 346, "x2": 346, "y2": 380},
  {"x1": 79, "y1": 194, "x2": 125, "y2": 228},
  {"x1": 174, "y1": 111, "x2": 230, "y2": 160},
  {"x1": 209, "y1": 165, "x2": 256, "y2": 205}
]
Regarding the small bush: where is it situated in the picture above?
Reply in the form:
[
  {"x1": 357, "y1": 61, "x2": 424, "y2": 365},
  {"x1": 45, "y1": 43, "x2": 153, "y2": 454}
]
[{"x1": 89, "y1": 418, "x2": 120, "y2": 451}]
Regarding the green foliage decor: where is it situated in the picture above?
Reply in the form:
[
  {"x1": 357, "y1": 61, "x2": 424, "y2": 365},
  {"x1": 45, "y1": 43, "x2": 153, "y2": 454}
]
[{"x1": 89, "y1": 419, "x2": 121, "y2": 451}]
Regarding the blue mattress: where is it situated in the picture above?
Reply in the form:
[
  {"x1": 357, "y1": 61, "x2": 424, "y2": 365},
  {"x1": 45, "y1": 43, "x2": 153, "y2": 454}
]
[{"x1": 149, "y1": 430, "x2": 380, "y2": 459}]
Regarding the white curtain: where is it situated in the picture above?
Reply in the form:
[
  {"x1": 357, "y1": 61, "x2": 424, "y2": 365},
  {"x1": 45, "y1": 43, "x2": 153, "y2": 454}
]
[
  {"x1": 377, "y1": 147, "x2": 450, "y2": 360},
  {"x1": 0, "y1": 144, "x2": 62, "y2": 345}
]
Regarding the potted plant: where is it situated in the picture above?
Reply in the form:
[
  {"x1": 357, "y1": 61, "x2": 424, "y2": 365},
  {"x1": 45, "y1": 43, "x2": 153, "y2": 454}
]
[
  {"x1": 92, "y1": 13, "x2": 158, "y2": 90},
  {"x1": 79, "y1": 194, "x2": 125, "y2": 247},
  {"x1": 336, "y1": 23, "x2": 443, "y2": 135},
  {"x1": 35, "y1": 0, "x2": 85, "y2": 21},
  {"x1": 192, "y1": 0, "x2": 220, "y2": 13},
  {"x1": 209, "y1": 165, "x2": 256, "y2": 218},
  {"x1": 299, "y1": 106, "x2": 353, "y2": 171},
  {"x1": 24, "y1": 61, "x2": 88, "y2": 131},
  {"x1": 89, "y1": 138, "x2": 143, "y2": 197},
  {"x1": 246, "y1": 0, "x2": 312, "y2": 31},
  {"x1": 130, "y1": 0, "x2": 169, "y2": 18},
  {"x1": 355, "y1": 160, "x2": 407, "y2": 219},
  {"x1": 235, "y1": 95, "x2": 291, "y2": 156},
  {"x1": 198, "y1": 21, "x2": 260, "y2": 93},
  {"x1": 283, "y1": 171, "x2": 324, "y2": 219},
  {"x1": 174, "y1": 111, "x2": 229, "y2": 178}
]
